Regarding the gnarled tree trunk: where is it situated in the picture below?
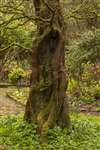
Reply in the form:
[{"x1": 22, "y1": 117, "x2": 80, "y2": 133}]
[{"x1": 25, "y1": 0, "x2": 70, "y2": 138}]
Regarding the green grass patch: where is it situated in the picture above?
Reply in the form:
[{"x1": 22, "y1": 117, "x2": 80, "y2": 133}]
[{"x1": 0, "y1": 114, "x2": 100, "y2": 150}]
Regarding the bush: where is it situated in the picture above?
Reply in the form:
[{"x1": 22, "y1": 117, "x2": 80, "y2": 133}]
[
  {"x1": 68, "y1": 78, "x2": 78, "y2": 92},
  {"x1": 80, "y1": 95, "x2": 95, "y2": 104},
  {"x1": 93, "y1": 85, "x2": 100, "y2": 100},
  {"x1": 66, "y1": 29, "x2": 100, "y2": 76},
  {"x1": 8, "y1": 66, "x2": 25, "y2": 85}
]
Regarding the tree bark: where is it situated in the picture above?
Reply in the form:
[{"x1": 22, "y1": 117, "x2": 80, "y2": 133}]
[{"x1": 25, "y1": 0, "x2": 70, "y2": 139}]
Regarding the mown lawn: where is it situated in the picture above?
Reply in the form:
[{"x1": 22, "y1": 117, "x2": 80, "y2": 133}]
[{"x1": 0, "y1": 114, "x2": 100, "y2": 150}]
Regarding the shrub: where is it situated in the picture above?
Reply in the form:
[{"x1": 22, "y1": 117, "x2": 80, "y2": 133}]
[
  {"x1": 8, "y1": 66, "x2": 25, "y2": 85},
  {"x1": 93, "y1": 85, "x2": 100, "y2": 100},
  {"x1": 66, "y1": 29, "x2": 100, "y2": 76}
]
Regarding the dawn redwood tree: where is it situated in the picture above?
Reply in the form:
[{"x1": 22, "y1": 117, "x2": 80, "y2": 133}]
[{"x1": 25, "y1": 0, "x2": 70, "y2": 137}]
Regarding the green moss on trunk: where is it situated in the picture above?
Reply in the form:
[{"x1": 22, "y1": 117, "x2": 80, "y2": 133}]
[{"x1": 25, "y1": 0, "x2": 70, "y2": 140}]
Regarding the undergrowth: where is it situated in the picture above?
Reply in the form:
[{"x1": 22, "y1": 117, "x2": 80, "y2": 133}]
[{"x1": 0, "y1": 114, "x2": 100, "y2": 150}]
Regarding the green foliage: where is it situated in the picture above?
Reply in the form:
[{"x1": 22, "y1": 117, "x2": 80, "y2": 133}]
[
  {"x1": 0, "y1": 25, "x2": 34, "y2": 61},
  {"x1": 80, "y1": 95, "x2": 95, "y2": 104},
  {"x1": 66, "y1": 29, "x2": 100, "y2": 76},
  {"x1": 0, "y1": 114, "x2": 100, "y2": 150},
  {"x1": 0, "y1": 115, "x2": 40, "y2": 150},
  {"x1": 66, "y1": 30, "x2": 100, "y2": 107},
  {"x1": 68, "y1": 78, "x2": 78, "y2": 92},
  {"x1": 1, "y1": 26, "x2": 33, "y2": 49},
  {"x1": 93, "y1": 85, "x2": 100, "y2": 100},
  {"x1": 8, "y1": 66, "x2": 25, "y2": 85}
]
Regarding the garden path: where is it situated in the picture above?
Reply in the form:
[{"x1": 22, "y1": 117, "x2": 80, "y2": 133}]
[
  {"x1": 0, "y1": 87, "x2": 100, "y2": 117},
  {"x1": 0, "y1": 88, "x2": 24, "y2": 116}
]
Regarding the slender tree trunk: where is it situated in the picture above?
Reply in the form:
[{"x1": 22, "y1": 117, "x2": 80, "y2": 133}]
[{"x1": 25, "y1": 0, "x2": 70, "y2": 138}]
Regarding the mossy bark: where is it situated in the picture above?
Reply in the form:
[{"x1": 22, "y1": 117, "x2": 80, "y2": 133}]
[{"x1": 25, "y1": 0, "x2": 70, "y2": 139}]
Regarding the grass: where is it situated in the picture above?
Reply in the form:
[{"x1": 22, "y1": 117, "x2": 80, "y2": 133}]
[{"x1": 0, "y1": 114, "x2": 100, "y2": 150}]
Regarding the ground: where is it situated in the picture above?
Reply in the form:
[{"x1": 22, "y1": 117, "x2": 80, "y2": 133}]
[
  {"x1": 0, "y1": 87, "x2": 100, "y2": 117},
  {"x1": 0, "y1": 88, "x2": 24, "y2": 116},
  {"x1": 0, "y1": 87, "x2": 100, "y2": 150}
]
